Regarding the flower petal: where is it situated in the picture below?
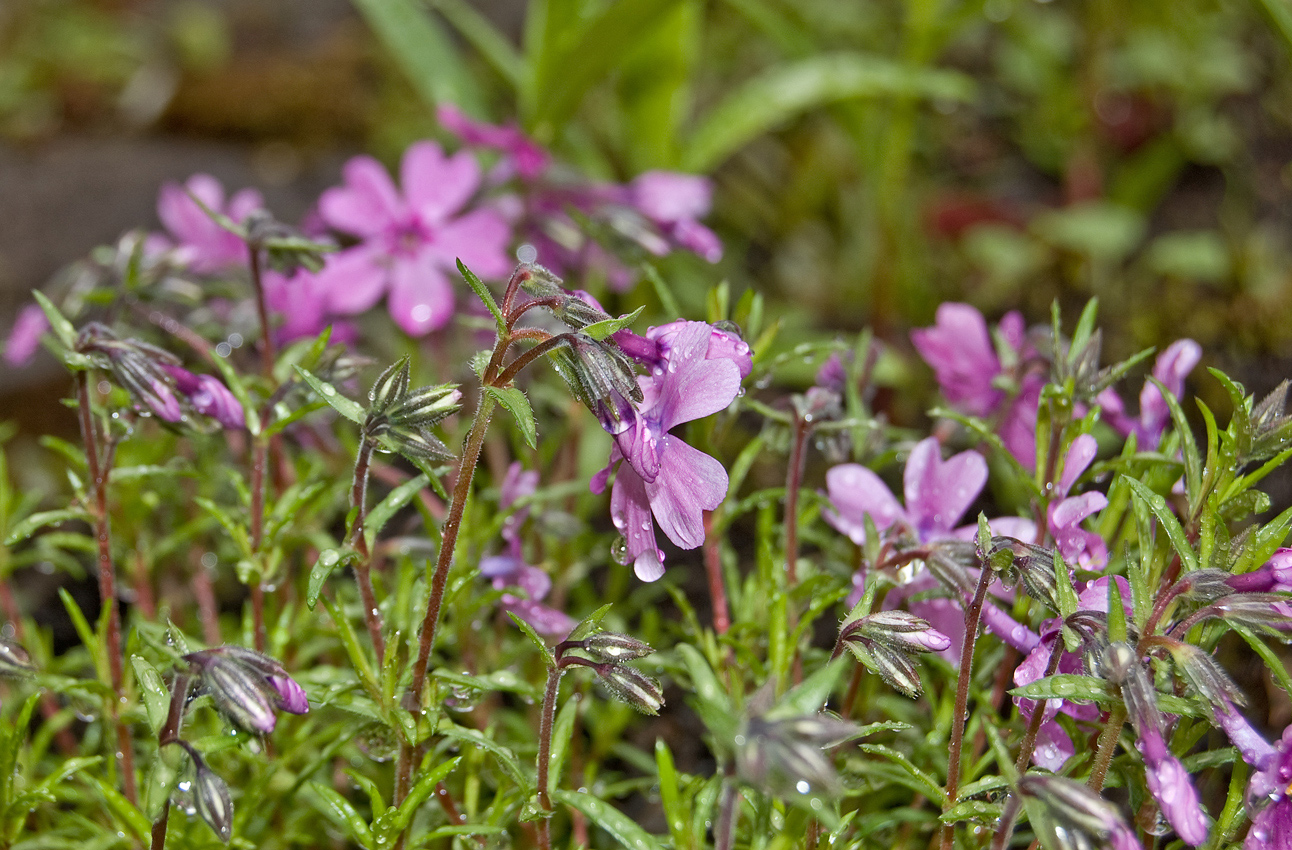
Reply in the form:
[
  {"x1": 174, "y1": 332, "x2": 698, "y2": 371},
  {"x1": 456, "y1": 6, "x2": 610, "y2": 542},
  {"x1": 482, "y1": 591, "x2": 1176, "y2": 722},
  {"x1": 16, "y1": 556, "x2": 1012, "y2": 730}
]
[
  {"x1": 388, "y1": 252, "x2": 454, "y2": 335},
  {"x1": 320, "y1": 156, "x2": 402, "y2": 237},
  {"x1": 825, "y1": 464, "x2": 905, "y2": 544},
  {"x1": 645, "y1": 437, "x2": 727, "y2": 550},
  {"x1": 403, "y1": 142, "x2": 481, "y2": 222},
  {"x1": 903, "y1": 438, "x2": 987, "y2": 538},
  {"x1": 610, "y1": 464, "x2": 665, "y2": 581},
  {"x1": 432, "y1": 208, "x2": 514, "y2": 279},
  {"x1": 316, "y1": 245, "x2": 389, "y2": 316}
]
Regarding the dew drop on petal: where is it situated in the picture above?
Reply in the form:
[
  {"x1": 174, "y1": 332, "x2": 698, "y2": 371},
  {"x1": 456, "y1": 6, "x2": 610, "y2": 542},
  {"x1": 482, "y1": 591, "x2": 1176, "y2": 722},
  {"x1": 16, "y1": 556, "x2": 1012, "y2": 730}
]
[{"x1": 610, "y1": 536, "x2": 630, "y2": 566}]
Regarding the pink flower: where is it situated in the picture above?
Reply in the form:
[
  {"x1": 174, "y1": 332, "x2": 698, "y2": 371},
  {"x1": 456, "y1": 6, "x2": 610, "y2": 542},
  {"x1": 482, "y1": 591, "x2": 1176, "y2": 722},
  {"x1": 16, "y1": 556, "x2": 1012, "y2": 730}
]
[
  {"x1": 592, "y1": 322, "x2": 746, "y2": 581},
  {"x1": 157, "y1": 174, "x2": 263, "y2": 273},
  {"x1": 160, "y1": 365, "x2": 244, "y2": 429},
  {"x1": 314, "y1": 142, "x2": 512, "y2": 336},
  {"x1": 628, "y1": 172, "x2": 723, "y2": 263},
  {"x1": 4, "y1": 304, "x2": 50, "y2": 366},
  {"x1": 1098, "y1": 339, "x2": 1201, "y2": 449},
  {"x1": 825, "y1": 438, "x2": 987, "y2": 546},
  {"x1": 436, "y1": 103, "x2": 551, "y2": 181}
]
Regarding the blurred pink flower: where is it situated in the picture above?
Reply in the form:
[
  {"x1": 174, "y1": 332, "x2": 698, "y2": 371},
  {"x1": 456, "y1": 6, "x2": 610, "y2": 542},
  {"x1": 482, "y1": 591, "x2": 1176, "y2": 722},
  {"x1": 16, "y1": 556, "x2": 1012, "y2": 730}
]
[
  {"x1": 4, "y1": 304, "x2": 49, "y2": 366},
  {"x1": 1098, "y1": 339, "x2": 1201, "y2": 449},
  {"x1": 314, "y1": 142, "x2": 512, "y2": 336},
  {"x1": 436, "y1": 103, "x2": 551, "y2": 181},
  {"x1": 157, "y1": 174, "x2": 263, "y2": 273}
]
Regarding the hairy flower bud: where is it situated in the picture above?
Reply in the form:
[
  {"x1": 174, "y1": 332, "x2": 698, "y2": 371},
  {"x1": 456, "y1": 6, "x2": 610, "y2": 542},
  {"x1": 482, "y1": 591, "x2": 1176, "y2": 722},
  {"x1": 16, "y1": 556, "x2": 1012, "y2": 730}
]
[
  {"x1": 191, "y1": 749, "x2": 234, "y2": 842},
  {"x1": 736, "y1": 713, "x2": 859, "y2": 800},
  {"x1": 581, "y1": 632, "x2": 655, "y2": 662},
  {"x1": 1018, "y1": 775, "x2": 1139, "y2": 850},
  {"x1": 1166, "y1": 640, "x2": 1247, "y2": 711},
  {"x1": 992, "y1": 538, "x2": 1060, "y2": 612},
  {"x1": 594, "y1": 663, "x2": 663, "y2": 715},
  {"x1": 185, "y1": 646, "x2": 308, "y2": 734},
  {"x1": 368, "y1": 358, "x2": 411, "y2": 417},
  {"x1": 549, "y1": 334, "x2": 642, "y2": 435}
]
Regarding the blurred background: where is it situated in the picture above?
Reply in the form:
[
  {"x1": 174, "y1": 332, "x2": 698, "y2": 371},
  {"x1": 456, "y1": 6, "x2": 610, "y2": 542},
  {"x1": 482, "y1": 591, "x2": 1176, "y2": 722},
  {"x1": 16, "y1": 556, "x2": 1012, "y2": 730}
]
[{"x1": 4, "y1": 0, "x2": 1292, "y2": 410}]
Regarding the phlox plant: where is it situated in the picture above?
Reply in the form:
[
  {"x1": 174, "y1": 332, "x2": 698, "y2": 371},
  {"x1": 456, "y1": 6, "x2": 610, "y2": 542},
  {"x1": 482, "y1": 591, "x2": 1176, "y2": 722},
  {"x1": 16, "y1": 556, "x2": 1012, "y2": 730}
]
[{"x1": 2, "y1": 120, "x2": 1292, "y2": 850}]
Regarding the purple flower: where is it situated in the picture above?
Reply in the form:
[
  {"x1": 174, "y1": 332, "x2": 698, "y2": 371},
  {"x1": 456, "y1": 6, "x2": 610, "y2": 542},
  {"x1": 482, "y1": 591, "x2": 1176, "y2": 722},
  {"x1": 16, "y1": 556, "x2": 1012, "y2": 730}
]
[
  {"x1": 591, "y1": 321, "x2": 745, "y2": 581},
  {"x1": 1047, "y1": 435, "x2": 1108, "y2": 569},
  {"x1": 911, "y1": 304, "x2": 1043, "y2": 470},
  {"x1": 628, "y1": 171, "x2": 723, "y2": 263},
  {"x1": 825, "y1": 438, "x2": 987, "y2": 546},
  {"x1": 500, "y1": 461, "x2": 540, "y2": 545},
  {"x1": 314, "y1": 142, "x2": 512, "y2": 336},
  {"x1": 160, "y1": 365, "x2": 244, "y2": 429},
  {"x1": 1139, "y1": 729, "x2": 1210, "y2": 846},
  {"x1": 157, "y1": 174, "x2": 264, "y2": 273},
  {"x1": 1227, "y1": 549, "x2": 1292, "y2": 594},
  {"x1": 1098, "y1": 339, "x2": 1201, "y2": 449},
  {"x1": 481, "y1": 555, "x2": 575, "y2": 637},
  {"x1": 4, "y1": 304, "x2": 49, "y2": 366},
  {"x1": 436, "y1": 103, "x2": 551, "y2": 181},
  {"x1": 1245, "y1": 725, "x2": 1292, "y2": 849}
]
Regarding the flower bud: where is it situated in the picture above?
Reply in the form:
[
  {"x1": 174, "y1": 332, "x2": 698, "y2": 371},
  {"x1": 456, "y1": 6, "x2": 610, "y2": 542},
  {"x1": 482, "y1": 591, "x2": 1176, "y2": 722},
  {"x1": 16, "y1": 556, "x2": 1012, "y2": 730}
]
[
  {"x1": 1210, "y1": 593, "x2": 1292, "y2": 635},
  {"x1": 1018, "y1": 775, "x2": 1138, "y2": 850},
  {"x1": 549, "y1": 334, "x2": 642, "y2": 435},
  {"x1": 191, "y1": 750, "x2": 234, "y2": 842},
  {"x1": 185, "y1": 646, "x2": 308, "y2": 733},
  {"x1": 992, "y1": 538, "x2": 1059, "y2": 612},
  {"x1": 1166, "y1": 640, "x2": 1246, "y2": 711},
  {"x1": 595, "y1": 664, "x2": 663, "y2": 715},
  {"x1": 368, "y1": 358, "x2": 411, "y2": 417},
  {"x1": 736, "y1": 713, "x2": 859, "y2": 800},
  {"x1": 845, "y1": 611, "x2": 952, "y2": 655},
  {"x1": 581, "y1": 632, "x2": 655, "y2": 662},
  {"x1": 0, "y1": 639, "x2": 36, "y2": 678},
  {"x1": 842, "y1": 638, "x2": 924, "y2": 698}
]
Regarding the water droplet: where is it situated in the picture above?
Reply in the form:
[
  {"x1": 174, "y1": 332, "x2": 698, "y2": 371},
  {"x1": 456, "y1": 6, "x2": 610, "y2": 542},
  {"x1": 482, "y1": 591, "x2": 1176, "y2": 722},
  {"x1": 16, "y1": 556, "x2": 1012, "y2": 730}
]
[
  {"x1": 796, "y1": 780, "x2": 811, "y2": 794},
  {"x1": 610, "y1": 537, "x2": 630, "y2": 566},
  {"x1": 319, "y1": 550, "x2": 340, "y2": 567}
]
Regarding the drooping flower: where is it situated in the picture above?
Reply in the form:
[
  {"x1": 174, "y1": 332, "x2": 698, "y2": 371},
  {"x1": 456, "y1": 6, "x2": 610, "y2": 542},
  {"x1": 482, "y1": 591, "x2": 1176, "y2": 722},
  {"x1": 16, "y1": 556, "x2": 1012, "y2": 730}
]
[
  {"x1": 157, "y1": 173, "x2": 264, "y2": 274},
  {"x1": 591, "y1": 321, "x2": 748, "y2": 581},
  {"x1": 1098, "y1": 339, "x2": 1201, "y2": 450},
  {"x1": 1227, "y1": 549, "x2": 1292, "y2": 594},
  {"x1": 1241, "y1": 723, "x2": 1292, "y2": 849},
  {"x1": 313, "y1": 142, "x2": 512, "y2": 335}
]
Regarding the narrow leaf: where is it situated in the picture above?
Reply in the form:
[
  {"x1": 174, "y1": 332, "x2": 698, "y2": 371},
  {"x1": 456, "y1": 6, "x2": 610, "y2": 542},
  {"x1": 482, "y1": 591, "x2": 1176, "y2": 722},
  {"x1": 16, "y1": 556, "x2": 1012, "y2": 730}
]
[
  {"x1": 365, "y1": 473, "x2": 430, "y2": 550},
  {"x1": 457, "y1": 259, "x2": 508, "y2": 336},
  {"x1": 130, "y1": 656, "x2": 171, "y2": 736},
  {"x1": 32, "y1": 291, "x2": 76, "y2": 350},
  {"x1": 581, "y1": 307, "x2": 645, "y2": 341},
  {"x1": 506, "y1": 612, "x2": 556, "y2": 670},
  {"x1": 309, "y1": 782, "x2": 375, "y2": 848},
  {"x1": 553, "y1": 789, "x2": 664, "y2": 850},
  {"x1": 351, "y1": 0, "x2": 482, "y2": 113},
  {"x1": 1122, "y1": 476, "x2": 1198, "y2": 572},
  {"x1": 295, "y1": 367, "x2": 366, "y2": 425},
  {"x1": 483, "y1": 387, "x2": 538, "y2": 450}
]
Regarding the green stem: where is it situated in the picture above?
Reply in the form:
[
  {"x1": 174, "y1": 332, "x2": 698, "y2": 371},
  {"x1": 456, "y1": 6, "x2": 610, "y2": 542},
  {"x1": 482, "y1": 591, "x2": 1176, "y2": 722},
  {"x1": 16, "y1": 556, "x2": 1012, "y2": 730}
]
[{"x1": 349, "y1": 439, "x2": 386, "y2": 665}]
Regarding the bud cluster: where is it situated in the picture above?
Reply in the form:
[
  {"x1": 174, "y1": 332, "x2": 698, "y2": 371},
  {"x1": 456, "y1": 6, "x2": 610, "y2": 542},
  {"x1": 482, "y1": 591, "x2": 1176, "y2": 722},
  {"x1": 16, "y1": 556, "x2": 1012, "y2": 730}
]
[
  {"x1": 557, "y1": 631, "x2": 663, "y2": 715},
  {"x1": 184, "y1": 645, "x2": 309, "y2": 734},
  {"x1": 364, "y1": 357, "x2": 462, "y2": 460},
  {"x1": 838, "y1": 610, "x2": 951, "y2": 698}
]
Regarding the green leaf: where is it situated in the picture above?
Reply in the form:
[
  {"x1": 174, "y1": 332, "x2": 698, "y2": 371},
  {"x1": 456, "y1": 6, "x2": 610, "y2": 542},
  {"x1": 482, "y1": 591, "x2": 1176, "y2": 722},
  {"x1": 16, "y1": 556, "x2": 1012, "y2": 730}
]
[
  {"x1": 683, "y1": 53, "x2": 974, "y2": 171},
  {"x1": 307, "y1": 548, "x2": 355, "y2": 610},
  {"x1": 95, "y1": 779, "x2": 152, "y2": 843},
  {"x1": 32, "y1": 291, "x2": 77, "y2": 351},
  {"x1": 545, "y1": 688, "x2": 580, "y2": 801},
  {"x1": 58, "y1": 589, "x2": 98, "y2": 664},
  {"x1": 431, "y1": 0, "x2": 524, "y2": 87},
  {"x1": 568, "y1": 603, "x2": 614, "y2": 642},
  {"x1": 553, "y1": 789, "x2": 663, "y2": 850},
  {"x1": 439, "y1": 721, "x2": 529, "y2": 791},
  {"x1": 483, "y1": 386, "x2": 537, "y2": 450},
  {"x1": 507, "y1": 613, "x2": 556, "y2": 671},
  {"x1": 529, "y1": 0, "x2": 687, "y2": 131},
  {"x1": 351, "y1": 0, "x2": 482, "y2": 113},
  {"x1": 856, "y1": 743, "x2": 944, "y2": 801},
  {"x1": 365, "y1": 473, "x2": 430, "y2": 550},
  {"x1": 1122, "y1": 476, "x2": 1198, "y2": 573},
  {"x1": 309, "y1": 782, "x2": 375, "y2": 848},
  {"x1": 655, "y1": 740, "x2": 690, "y2": 850},
  {"x1": 676, "y1": 644, "x2": 736, "y2": 746},
  {"x1": 377, "y1": 756, "x2": 461, "y2": 837},
  {"x1": 320, "y1": 596, "x2": 380, "y2": 701},
  {"x1": 4, "y1": 509, "x2": 91, "y2": 546},
  {"x1": 580, "y1": 307, "x2": 644, "y2": 341},
  {"x1": 457, "y1": 259, "x2": 508, "y2": 337},
  {"x1": 130, "y1": 656, "x2": 170, "y2": 736},
  {"x1": 295, "y1": 367, "x2": 366, "y2": 425},
  {"x1": 771, "y1": 657, "x2": 846, "y2": 717}
]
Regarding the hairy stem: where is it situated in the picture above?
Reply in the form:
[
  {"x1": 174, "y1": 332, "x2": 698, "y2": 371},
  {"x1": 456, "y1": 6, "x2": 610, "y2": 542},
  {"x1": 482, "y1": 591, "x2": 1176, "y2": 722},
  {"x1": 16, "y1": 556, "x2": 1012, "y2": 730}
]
[
  {"x1": 940, "y1": 564, "x2": 994, "y2": 850},
  {"x1": 536, "y1": 661, "x2": 564, "y2": 850},
  {"x1": 1087, "y1": 704, "x2": 1127, "y2": 794},
  {"x1": 395, "y1": 391, "x2": 497, "y2": 807},
  {"x1": 348, "y1": 439, "x2": 385, "y2": 665},
  {"x1": 1015, "y1": 641, "x2": 1065, "y2": 773},
  {"x1": 151, "y1": 673, "x2": 193, "y2": 850},
  {"x1": 715, "y1": 766, "x2": 739, "y2": 850},
  {"x1": 77, "y1": 372, "x2": 137, "y2": 805}
]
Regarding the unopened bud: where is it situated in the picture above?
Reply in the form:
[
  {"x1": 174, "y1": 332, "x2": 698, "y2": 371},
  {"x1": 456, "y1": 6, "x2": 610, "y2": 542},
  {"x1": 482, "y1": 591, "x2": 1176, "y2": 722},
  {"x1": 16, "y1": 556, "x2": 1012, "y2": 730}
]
[
  {"x1": 843, "y1": 639, "x2": 924, "y2": 698},
  {"x1": 595, "y1": 664, "x2": 663, "y2": 715},
  {"x1": 549, "y1": 335, "x2": 642, "y2": 435},
  {"x1": 1167, "y1": 640, "x2": 1246, "y2": 710},
  {"x1": 993, "y1": 538, "x2": 1059, "y2": 612},
  {"x1": 185, "y1": 646, "x2": 308, "y2": 733},
  {"x1": 1210, "y1": 593, "x2": 1292, "y2": 635},
  {"x1": 844, "y1": 611, "x2": 952, "y2": 655},
  {"x1": 0, "y1": 639, "x2": 35, "y2": 677},
  {"x1": 1018, "y1": 775, "x2": 1138, "y2": 850},
  {"x1": 582, "y1": 633, "x2": 654, "y2": 662},
  {"x1": 925, "y1": 539, "x2": 976, "y2": 596},
  {"x1": 368, "y1": 358, "x2": 411, "y2": 416},
  {"x1": 191, "y1": 750, "x2": 234, "y2": 842}
]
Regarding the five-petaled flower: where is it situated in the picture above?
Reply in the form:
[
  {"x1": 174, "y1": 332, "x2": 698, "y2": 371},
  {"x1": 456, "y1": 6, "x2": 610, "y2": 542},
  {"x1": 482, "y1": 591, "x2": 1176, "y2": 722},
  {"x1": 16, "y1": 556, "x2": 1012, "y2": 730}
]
[
  {"x1": 157, "y1": 173, "x2": 264, "y2": 274},
  {"x1": 314, "y1": 142, "x2": 513, "y2": 336}
]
